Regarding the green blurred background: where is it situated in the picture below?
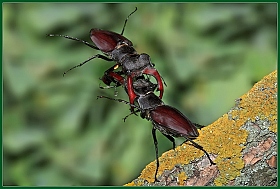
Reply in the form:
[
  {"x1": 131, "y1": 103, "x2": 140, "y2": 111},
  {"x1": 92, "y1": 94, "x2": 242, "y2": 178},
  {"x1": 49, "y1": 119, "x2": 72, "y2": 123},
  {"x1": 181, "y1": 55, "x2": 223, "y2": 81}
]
[{"x1": 3, "y1": 3, "x2": 276, "y2": 186}]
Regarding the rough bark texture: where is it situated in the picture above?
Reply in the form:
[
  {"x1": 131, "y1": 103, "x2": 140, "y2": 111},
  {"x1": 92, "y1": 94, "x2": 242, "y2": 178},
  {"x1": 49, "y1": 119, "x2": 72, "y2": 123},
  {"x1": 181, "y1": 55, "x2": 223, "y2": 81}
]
[{"x1": 125, "y1": 70, "x2": 277, "y2": 186}]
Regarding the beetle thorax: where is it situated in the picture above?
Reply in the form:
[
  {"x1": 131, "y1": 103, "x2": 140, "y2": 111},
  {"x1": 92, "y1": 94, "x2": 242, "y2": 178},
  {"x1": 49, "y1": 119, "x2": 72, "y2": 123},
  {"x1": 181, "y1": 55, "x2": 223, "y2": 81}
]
[
  {"x1": 136, "y1": 93, "x2": 164, "y2": 110},
  {"x1": 122, "y1": 53, "x2": 153, "y2": 74},
  {"x1": 110, "y1": 43, "x2": 136, "y2": 62}
]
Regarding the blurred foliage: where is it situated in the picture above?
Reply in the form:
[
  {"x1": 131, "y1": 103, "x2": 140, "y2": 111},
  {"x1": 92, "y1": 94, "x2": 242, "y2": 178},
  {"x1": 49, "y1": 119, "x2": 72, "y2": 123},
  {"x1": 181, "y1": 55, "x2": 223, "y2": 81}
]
[{"x1": 3, "y1": 3, "x2": 276, "y2": 186}]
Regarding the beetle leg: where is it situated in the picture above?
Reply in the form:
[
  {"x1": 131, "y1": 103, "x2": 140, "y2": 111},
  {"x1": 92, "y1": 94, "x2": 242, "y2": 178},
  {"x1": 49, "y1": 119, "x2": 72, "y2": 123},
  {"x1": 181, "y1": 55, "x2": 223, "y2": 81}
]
[
  {"x1": 47, "y1": 34, "x2": 100, "y2": 50},
  {"x1": 142, "y1": 67, "x2": 164, "y2": 99},
  {"x1": 183, "y1": 138, "x2": 216, "y2": 165},
  {"x1": 96, "y1": 96, "x2": 140, "y2": 110},
  {"x1": 120, "y1": 7, "x2": 137, "y2": 35},
  {"x1": 103, "y1": 73, "x2": 138, "y2": 115},
  {"x1": 162, "y1": 134, "x2": 176, "y2": 150},
  {"x1": 152, "y1": 127, "x2": 160, "y2": 183},
  {"x1": 193, "y1": 123, "x2": 206, "y2": 129},
  {"x1": 63, "y1": 54, "x2": 113, "y2": 76},
  {"x1": 122, "y1": 109, "x2": 140, "y2": 122}
]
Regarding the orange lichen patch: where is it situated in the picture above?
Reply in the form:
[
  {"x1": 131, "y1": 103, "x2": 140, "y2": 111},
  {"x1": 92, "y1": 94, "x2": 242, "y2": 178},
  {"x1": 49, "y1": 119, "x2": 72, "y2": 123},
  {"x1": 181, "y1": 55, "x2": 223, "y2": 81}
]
[
  {"x1": 125, "y1": 70, "x2": 277, "y2": 186},
  {"x1": 178, "y1": 171, "x2": 187, "y2": 185}
]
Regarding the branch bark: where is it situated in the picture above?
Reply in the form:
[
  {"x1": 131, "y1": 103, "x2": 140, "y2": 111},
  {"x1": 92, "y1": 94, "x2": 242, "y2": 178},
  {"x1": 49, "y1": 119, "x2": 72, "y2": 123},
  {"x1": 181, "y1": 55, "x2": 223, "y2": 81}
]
[{"x1": 125, "y1": 70, "x2": 277, "y2": 186}]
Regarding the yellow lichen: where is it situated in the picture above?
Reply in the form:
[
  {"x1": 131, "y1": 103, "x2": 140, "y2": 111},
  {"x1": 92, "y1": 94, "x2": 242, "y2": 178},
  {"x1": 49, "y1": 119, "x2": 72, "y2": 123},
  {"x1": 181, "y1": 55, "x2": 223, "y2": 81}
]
[
  {"x1": 125, "y1": 70, "x2": 277, "y2": 186},
  {"x1": 213, "y1": 70, "x2": 277, "y2": 185},
  {"x1": 124, "y1": 182, "x2": 135, "y2": 186},
  {"x1": 178, "y1": 171, "x2": 187, "y2": 185},
  {"x1": 197, "y1": 113, "x2": 247, "y2": 186}
]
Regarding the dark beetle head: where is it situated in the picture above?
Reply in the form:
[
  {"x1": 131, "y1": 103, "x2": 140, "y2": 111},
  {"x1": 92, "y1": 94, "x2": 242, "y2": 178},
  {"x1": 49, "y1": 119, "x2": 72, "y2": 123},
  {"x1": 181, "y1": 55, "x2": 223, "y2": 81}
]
[
  {"x1": 90, "y1": 29, "x2": 133, "y2": 52},
  {"x1": 133, "y1": 77, "x2": 157, "y2": 95}
]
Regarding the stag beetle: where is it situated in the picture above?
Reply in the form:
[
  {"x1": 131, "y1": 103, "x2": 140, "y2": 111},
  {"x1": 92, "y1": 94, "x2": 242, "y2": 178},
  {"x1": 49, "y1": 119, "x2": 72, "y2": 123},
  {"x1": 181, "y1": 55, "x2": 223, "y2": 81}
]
[
  {"x1": 97, "y1": 77, "x2": 216, "y2": 182},
  {"x1": 47, "y1": 7, "x2": 165, "y2": 106}
]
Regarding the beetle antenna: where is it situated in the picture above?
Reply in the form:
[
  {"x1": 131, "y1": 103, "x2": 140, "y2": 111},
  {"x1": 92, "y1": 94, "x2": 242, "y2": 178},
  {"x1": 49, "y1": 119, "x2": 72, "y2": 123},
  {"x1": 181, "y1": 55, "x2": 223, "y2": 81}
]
[
  {"x1": 63, "y1": 55, "x2": 97, "y2": 76},
  {"x1": 46, "y1": 34, "x2": 100, "y2": 50},
  {"x1": 121, "y1": 7, "x2": 137, "y2": 35}
]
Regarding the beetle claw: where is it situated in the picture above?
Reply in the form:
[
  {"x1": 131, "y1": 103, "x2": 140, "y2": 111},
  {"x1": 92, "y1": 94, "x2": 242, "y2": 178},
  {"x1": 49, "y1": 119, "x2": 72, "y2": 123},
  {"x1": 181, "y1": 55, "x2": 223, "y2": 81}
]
[{"x1": 154, "y1": 178, "x2": 160, "y2": 183}]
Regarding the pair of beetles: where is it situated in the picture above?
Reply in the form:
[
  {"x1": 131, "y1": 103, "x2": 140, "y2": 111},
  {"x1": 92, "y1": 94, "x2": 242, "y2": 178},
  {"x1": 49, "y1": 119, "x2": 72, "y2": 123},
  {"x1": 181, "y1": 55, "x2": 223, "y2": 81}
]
[{"x1": 48, "y1": 7, "x2": 215, "y2": 182}]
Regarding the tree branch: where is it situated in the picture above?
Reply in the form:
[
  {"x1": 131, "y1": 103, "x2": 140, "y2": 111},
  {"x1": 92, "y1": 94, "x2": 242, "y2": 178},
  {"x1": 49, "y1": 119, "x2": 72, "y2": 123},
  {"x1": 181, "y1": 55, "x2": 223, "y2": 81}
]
[{"x1": 125, "y1": 70, "x2": 277, "y2": 186}]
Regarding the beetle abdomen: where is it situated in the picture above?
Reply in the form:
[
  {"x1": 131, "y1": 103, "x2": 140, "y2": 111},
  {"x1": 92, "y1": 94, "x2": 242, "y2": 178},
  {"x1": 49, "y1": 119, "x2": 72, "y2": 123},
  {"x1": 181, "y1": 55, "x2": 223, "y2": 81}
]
[{"x1": 150, "y1": 105, "x2": 199, "y2": 139}]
